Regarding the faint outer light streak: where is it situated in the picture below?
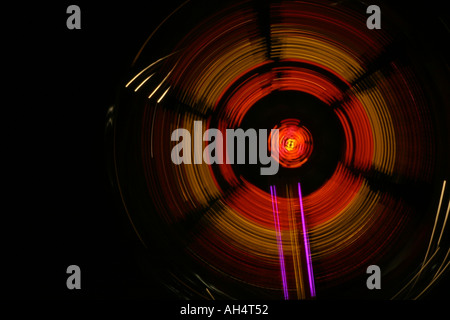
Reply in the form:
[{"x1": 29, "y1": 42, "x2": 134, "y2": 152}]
[
  {"x1": 157, "y1": 86, "x2": 171, "y2": 103},
  {"x1": 433, "y1": 248, "x2": 450, "y2": 281},
  {"x1": 437, "y1": 198, "x2": 450, "y2": 247},
  {"x1": 150, "y1": 104, "x2": 158, "y2": 158},
  {"x1": 417, "y1": 180, "x2": 447, "y2": 281},
  {"x1": 298, "y1": 182, "x2": 316, "y2": 298},
  {"x1": 206, "y1": 287, "x2": 215, "y2": 300},
  {"x1": 392, "y1": 180, "x2": 449, "y2": 299},
  {"x1": 270, "y1": 185, "x2": 289, "y2": 300},
  {"x1": 391, "y1": 248, "x2": 440, "y2": 299},
  {"x1": 126, "y1": 50, "x2": 180, "y2": 87},
  {"x1": 414, "y1": 260, "x2": 450, "y2": 300},
  {"x1": 148, "y1": 69, "x2": 174, "y2": 99},
  {"x1": 134, "y1": 73, "x2": 155, "y2": 92}
]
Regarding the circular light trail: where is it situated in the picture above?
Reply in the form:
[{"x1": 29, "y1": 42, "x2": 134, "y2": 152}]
[{"x1": 110, "y1": 0, "x2": 450, "y2": 299}]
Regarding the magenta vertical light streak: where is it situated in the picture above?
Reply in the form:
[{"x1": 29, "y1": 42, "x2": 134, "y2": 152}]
[
  {"x1": 270, "y1": 185, "x2": 289, "y2": 300},
  {"x1": 298, "y1": 182, "x2": 316, "y2": 298}
]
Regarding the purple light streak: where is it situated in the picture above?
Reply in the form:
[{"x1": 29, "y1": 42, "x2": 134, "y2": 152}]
[
  {"x1": 270, "y1": 185, "x2": 289, "y2": 300},
  {"x1": 298, "y1": 182, "x2": 316, "y2": 298}
]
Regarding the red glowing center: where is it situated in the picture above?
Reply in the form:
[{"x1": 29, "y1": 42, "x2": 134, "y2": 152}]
[{"x1": 269, "y1": 119, "x2": 313, "y2": 169}]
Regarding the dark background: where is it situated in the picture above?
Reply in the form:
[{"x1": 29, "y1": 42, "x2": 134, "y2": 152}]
[
  {"x1": 4, "y1": 0, "x2": 187, "y2": 299},
  {"x1": 3, "y1": 0, "x2": 449, "y2": 301}
]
